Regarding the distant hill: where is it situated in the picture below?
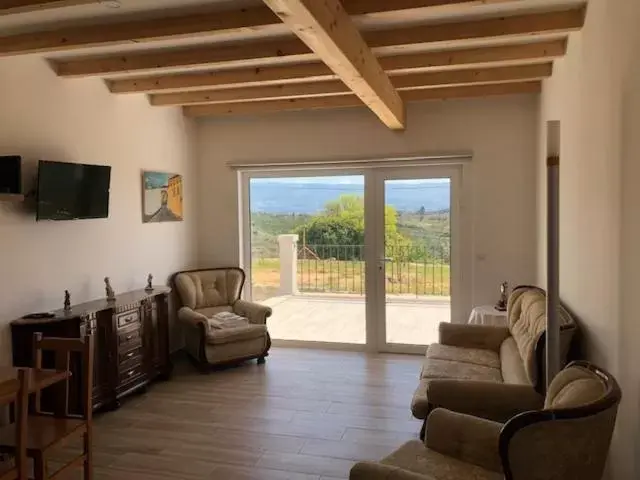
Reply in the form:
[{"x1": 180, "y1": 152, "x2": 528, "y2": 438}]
[{"x1": 250, "y1": 181, "x2": 450, "y2": 214}]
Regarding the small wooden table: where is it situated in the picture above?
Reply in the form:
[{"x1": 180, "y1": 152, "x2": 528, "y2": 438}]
[{"x1": 0, "y1": 368, "x2": 69, "y2": 403}]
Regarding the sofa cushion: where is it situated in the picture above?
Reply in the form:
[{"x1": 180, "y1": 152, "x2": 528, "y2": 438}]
[
  {"x1": 507, "y1": 288, "x2": 574, "y2": 387},
  {"x1": 422, "y1": 358, "x2": 502, "y2": 383},
  {"x1": 381, "y1": 440, "x2": 502, "y2": 480},
  {"x1": 427, "y1": 344, "x2": 501, "y2": 370},
  {"x1": 175, "y1": 269, "x2": 244, "y2": 309},
  {"x1": 499, "y1": 337, "x2": 529, "y2": 385},
  {"x1": 206, "y1": 324, "x2": 267, "y2": 346}
]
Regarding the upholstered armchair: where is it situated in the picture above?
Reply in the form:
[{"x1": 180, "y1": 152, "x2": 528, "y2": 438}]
[
  {"x1": 172, "y1": 268, "x2": 272, "y2": 370},
  {"x1": 351, "y1": 361, "x2": 621, "y2": 480}
]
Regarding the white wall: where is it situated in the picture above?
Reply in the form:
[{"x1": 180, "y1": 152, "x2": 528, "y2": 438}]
[
  {"x1": 537, "y1": 0, "x2": 640, "y2": 477},
  {"x1": 196, "y1": 95, "x2": 539, "y2": 316},
  {"x1": 0, "y1": 56, "x2": 198, "y2": 358}
]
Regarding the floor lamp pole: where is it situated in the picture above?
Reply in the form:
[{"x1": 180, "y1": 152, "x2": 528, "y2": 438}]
[{"x1": 546, "y1": 155, "x2": 561, "y2": 388}]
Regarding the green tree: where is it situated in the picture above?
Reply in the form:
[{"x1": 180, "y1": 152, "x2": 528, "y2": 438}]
[{"x1": 297, "y1": 194, "x2": 412, "y2": 259}]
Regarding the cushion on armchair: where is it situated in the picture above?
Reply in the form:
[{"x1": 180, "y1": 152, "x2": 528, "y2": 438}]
[{"x1": 175, "y1": 269, "x2": 244, "y2": 309}]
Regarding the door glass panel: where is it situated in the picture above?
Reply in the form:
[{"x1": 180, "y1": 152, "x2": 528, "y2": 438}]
[
  {"x1": 249, "y1": 175, "x2": 366, "y2": 344},
  {"x1": 383, "y1": 178, "x2": 452, "y2": 346}
]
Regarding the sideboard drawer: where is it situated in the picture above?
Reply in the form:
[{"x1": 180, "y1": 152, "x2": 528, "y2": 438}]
[
  {"x1": 118, "y1": 328, "x2": 141, "y2": 346},
  {"x1": 119, "y1": 346, "x2": 143, "y2": 367},
  {"x1": 116, "y1": 310, "x2": 140, "y2": 330}
]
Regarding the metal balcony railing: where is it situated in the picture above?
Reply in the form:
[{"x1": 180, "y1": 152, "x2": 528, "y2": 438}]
[{"x1": 297, "y1": 243, "x2": 450, "y2": 297}]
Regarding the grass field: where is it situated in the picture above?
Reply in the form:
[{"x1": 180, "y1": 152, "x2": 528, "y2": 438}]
[{"x1": 251, "y1": 257, "x2": 450, "y2": 300}]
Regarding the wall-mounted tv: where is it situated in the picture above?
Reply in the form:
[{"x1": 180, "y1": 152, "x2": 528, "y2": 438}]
[
  {"x1": 37, "y1": 160, "x2": 111, "y2": 221},
  {"x1": 0, "y1": 156, "x2": 21, "y2": 194}
]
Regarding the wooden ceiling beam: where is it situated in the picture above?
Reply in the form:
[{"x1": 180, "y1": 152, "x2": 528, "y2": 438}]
[
  {"x1": 53, "y1": 8, "x2": 583, "y2": 77},
  {"x1": 108, "y1": 39, "x2": 566, "y2": 94},
  {"x1": 0, "y1": 0, "x2": 524, "y2": 55},
  {"x1": 0, "y1": 0, "x2": 93, "y2": 15},
  {"x1": 183, "y1": 81, "x2": 541, "y2": 118},
  {"x1": 261, "y1": 0, "x2": 405, "y2": 130},
  {"x1": 342, "y1": 0, "x2": 523, "y2": 16},
  {"x1": 150, "y1": 63, "x2": 552, "y2": 106}
]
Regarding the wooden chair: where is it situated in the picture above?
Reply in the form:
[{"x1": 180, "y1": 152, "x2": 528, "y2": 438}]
[
  {"x1": 0, "y1": 334, "x2": 94, "y2": 480},
  {"x1": 0, "y1": 369, "x2": 29, "y2": 480}
]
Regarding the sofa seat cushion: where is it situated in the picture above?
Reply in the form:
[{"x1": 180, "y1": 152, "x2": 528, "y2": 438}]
[
  {"x1": 206, "y1": 324, "x2": 267, "y2": 345},
  {"x1": 499, "y1": 337, "x2": 530, "y2": 385},
  {"x1": 381, "y1": 440, "x2": 502, "y2": 480},
  {"x1": 426, "y1": 344, "x2": 501, "y2": 370},
  {"x1": 422, "y1": 358, "x2": 503, "y2": 383}
]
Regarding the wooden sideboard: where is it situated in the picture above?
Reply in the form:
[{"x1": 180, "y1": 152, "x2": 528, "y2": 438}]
[{"x1": 11, "y1": 287, "x2": 172, "y2": 412}]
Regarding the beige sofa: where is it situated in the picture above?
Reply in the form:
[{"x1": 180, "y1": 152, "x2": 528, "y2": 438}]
[
  {"x1": 412, "y1": 286, "x2": 577, "y2": 435},
  {"x1": 351, "y1": 361, "x2": 621, "y2": 480},
  {"x1": 172, "y1": 268, "x2": 272, "y2": 370}
]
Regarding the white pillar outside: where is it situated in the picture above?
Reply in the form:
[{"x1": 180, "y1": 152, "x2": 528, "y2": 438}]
[{"x1": 278, "y1": 234, "x2": 299, "y2": 295}]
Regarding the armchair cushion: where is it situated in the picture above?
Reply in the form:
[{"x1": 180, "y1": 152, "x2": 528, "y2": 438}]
[
  {"x1": 378, "y1": 441, "x2": 502, "y2": 480},
  {"x1": 206, "y1": 324, "x2": 268, "y2": 345},
  {"x1": 425, "y1": 408, "x2": 503, "y2": 473},
  {"x1": 175, "y1": 269, "x2": 243, "y2": 309}
]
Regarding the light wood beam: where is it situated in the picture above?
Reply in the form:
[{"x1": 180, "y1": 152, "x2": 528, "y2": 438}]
[
  {"x1": 0, "y1": 7, "x2": 282, "y2": 57},
  {"x1": 109, "y1": 40, "x2": 566, "y2": 94},
  {"x1": 183, "y1": 81, "x2": 541, "y2": 117},
  {"x1": 262, "y1": 0, "x2": 405, "y2": 130},
  {"x1": 150, "y1": 63, "x2": 551, "y2": 106},
  {"x1": 0, "y1": 0, "x2": 523, "y2": 55},
  {"x1": 364, "y1": 9, "x2": 584, "y2": 48},
  {"x1": 0, "y1": 0, "x2": 93, "y2": 15},
  {"x1": 53, "y1": 9, "x2": 583, "y2": 77}
]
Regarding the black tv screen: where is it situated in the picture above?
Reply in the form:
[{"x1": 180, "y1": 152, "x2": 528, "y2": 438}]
[{"x1": 37, "y1": 161, "x2": 111, "y2": 221}]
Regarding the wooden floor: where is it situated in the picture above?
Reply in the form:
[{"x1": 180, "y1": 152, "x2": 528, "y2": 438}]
[{"x1": 52, "y1": 348, "x2": 424, "y2": 479}]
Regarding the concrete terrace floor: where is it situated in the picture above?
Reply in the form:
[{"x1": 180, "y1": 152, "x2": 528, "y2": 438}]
[{"x1": 262, "y1": 294, "x2": 450, "y2": 345}]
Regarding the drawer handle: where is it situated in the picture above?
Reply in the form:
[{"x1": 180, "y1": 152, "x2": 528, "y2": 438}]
[
  {"x1": 126, "y1": 335, "x2": 133, "y2": 340},
  {"x1": 126, "y1": 351, "x2": 135, "y2": 359},
  {"x1": 127, "y1": 370, "x2": 135, "y2": 377}
]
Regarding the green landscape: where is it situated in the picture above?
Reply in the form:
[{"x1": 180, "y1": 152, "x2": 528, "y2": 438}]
[{"x1": 250, "y1": 194, "x2": 451, "y2": 300}]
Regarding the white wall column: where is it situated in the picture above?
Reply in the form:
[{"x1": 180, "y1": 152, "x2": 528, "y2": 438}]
[{"x1": 278, "y1": 234, "x2": 299, "y2": 295}]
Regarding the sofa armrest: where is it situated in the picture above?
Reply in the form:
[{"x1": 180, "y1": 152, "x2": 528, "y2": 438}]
[
  {"x1": 426, "y1": 408, "x2": 503, "y2": 473},
  {"x1": 350, "y1": 461, "x2": 428, "y2": 480},
  {"x1": 439, "y1": 323, "x2": 510, "y2": 351},
  {"x1": 426, "y1": 380, "x2": 544, "y2": 423},
  {"x1": 234, "y1": 299, "x2": 272, "y2": 325},
  {"x1": 178, "y1": 307, "x2": 209, "y2": 333}
]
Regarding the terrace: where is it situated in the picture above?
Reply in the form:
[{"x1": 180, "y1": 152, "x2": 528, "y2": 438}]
[{"x1": 251, "y1": 242, "x2": 451, "y2": 347}]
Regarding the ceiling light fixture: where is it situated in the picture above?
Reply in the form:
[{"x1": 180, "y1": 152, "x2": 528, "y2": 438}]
[{"x1": 97, "y1": 0, "x2": 122, "y2": 8}]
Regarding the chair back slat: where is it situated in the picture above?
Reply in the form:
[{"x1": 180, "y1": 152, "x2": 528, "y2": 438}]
[{"x1": 32, "y1": 333, "x2": 94, "y2": 420}]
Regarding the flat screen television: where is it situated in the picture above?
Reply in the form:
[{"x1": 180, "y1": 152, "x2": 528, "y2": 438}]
[
  {"x1": 0, "y1": 156, "x2": 21, "y2": 194},
  {"x1": 37, "y1": 160, "x2": 111, "y2": 221}
]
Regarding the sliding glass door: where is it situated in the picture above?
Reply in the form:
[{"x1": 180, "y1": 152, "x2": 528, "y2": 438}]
[
  {"x1": 242, "y1": 165, "x2": 463, "y2": 353},
  {"x1": 371, "y1": 167, "x2": 460, "y2": 353}
]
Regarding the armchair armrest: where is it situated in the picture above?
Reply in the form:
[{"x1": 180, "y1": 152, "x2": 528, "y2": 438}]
[
  {"x1": 426, "y1": 408, "x2": 503, "y2": 473},
  {"x1": 177, "y1": 307, "x2": 209, "y2": 333},
  {"x1": 439, "y1": 323, "x2": 510, "y2": 351},
  {"x1": 426, "y1": 380, "x2": 544, "y2": 423},
  {"x1": 350, "y1": 461, "x2": 428, "y2": 480},
  {"x1": 234, "y1": 299, "x2": 272, "y2": 325}
]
